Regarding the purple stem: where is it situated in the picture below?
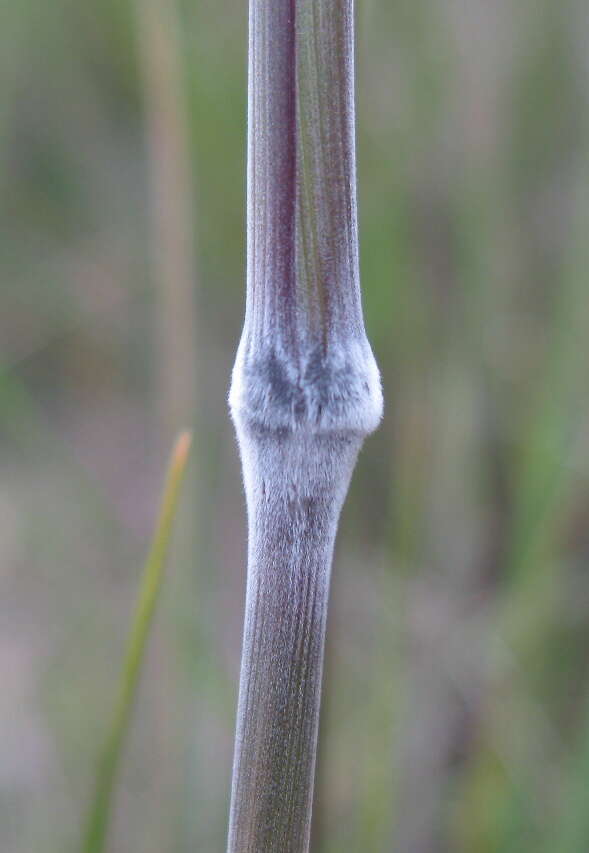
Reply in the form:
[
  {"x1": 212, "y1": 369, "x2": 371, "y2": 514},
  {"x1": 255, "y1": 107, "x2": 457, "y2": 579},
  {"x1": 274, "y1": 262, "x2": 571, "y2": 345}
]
[{"x1": 228, "y1": 2, "x2": 382, "y2": 850}]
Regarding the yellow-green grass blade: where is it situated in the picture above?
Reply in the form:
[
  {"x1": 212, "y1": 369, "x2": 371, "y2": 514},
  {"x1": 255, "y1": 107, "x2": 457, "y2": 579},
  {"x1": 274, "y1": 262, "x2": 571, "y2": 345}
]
[{"x1": 81, "y1": 430, "x2": 192, "y2": 853}]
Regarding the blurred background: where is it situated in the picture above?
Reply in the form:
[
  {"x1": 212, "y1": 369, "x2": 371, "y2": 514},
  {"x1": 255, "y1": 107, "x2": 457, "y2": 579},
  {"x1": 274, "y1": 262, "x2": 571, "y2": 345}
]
[{"x1": 2, "y1": 0, "x2": 589, "y2": 851}]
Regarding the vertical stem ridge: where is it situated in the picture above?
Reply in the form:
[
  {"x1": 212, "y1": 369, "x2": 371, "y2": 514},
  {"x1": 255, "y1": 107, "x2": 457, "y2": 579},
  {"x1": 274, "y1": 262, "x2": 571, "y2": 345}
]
[
  {"x1": 245, "y1": 0, "x2": 365, "y2": 362},
  {"x1": 247, "y1": 0, "x2": 297, "y2": 354}
]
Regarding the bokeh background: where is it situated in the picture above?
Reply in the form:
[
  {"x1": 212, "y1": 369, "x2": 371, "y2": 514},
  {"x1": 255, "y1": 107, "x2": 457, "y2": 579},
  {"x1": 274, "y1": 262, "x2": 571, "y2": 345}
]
[{"x1": 2, "y1": 0, "x2": 589, "y2": 851}]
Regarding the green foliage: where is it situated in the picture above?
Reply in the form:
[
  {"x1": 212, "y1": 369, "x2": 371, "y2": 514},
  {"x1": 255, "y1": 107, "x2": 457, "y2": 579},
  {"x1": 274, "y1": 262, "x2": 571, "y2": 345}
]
[{"x1": 81, "y1": 433, "x2": 192, "y2": 853}]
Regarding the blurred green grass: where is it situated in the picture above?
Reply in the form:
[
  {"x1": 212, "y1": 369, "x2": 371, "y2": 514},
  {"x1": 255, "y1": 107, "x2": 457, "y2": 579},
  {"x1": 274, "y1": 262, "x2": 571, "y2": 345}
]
[{"x1": 1, "y1": 1, "x2": 589, "y2": 851}]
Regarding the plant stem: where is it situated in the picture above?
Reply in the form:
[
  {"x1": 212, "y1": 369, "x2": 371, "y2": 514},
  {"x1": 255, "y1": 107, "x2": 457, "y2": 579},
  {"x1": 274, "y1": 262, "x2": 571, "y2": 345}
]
[
  {"x1": 136, "y1": 0, "x2": 198, "y2": 442},
  {"x1": 136, "y1": 5, "x2": 199, "y2": 844},
  {"x1": 227, "y1": 2, "x2": 382, "y2": 850}
]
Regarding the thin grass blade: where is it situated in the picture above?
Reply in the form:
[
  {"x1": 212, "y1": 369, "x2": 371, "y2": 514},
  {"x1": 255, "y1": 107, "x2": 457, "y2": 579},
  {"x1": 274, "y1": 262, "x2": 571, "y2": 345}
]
[{"x1": 81, "y1": 430, "x2": 192, "y2": 853}]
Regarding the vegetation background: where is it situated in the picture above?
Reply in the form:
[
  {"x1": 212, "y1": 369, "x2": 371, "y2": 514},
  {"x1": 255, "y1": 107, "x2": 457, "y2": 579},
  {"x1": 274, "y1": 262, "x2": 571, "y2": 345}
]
[{"x1": 2, "y1": 0, "x2": 589, "y2": 851}]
